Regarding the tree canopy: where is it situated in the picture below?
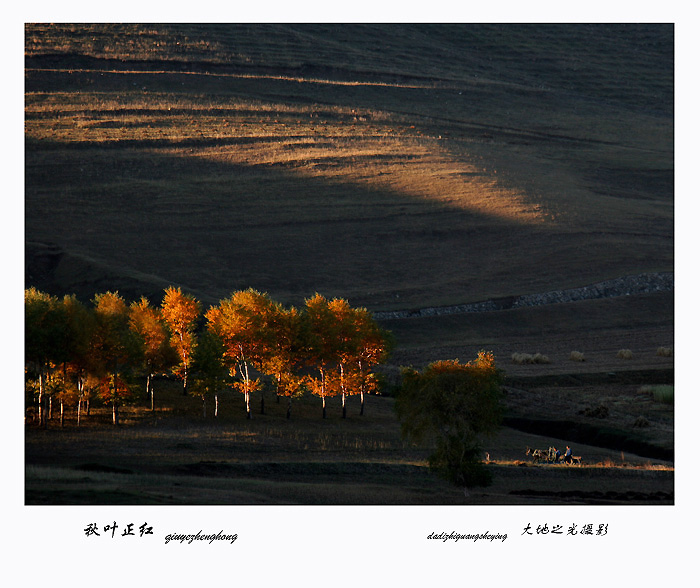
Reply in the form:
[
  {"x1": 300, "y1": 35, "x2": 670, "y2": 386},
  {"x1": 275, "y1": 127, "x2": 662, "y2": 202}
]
[
  {"x1": 25, "y1": 286, "x2": 392, "y2": 425},
  {"x1": 395, "y1": 351, "x2": 504, "y2": 493}
]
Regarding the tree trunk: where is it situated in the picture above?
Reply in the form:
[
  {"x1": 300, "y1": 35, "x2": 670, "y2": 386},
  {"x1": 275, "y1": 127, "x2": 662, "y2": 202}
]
[
  {"x1": 38, "y1": 371, "x2": 44, "y2": 428},
  {"x1": 340, "y1": 365, "x2": 346, "y2": 419},
  {"x1": 48, "y1": 395, "x2": 53, "y2": 420},
  {"x1": 260, "y1": 394, "x2": 265, "y2": 415},
  {"x1": 112, "y1": 399, "x2": 119, "y2": 426},
  {"x1": 86, "y1": 398, "x2": 90, "y2": 416},
  {"x1": 77, "y1": 378, "x2": 83, "y2": 426},
  {"x1": 202, "y1": 396, "x2": 207, "y2": 418},
  {"x1": 360, "y1": 389, "x2": 365, "y2": 416},
  {"x1": 243, "y1": 362, "x2": 252, "y2": 419},
  {"x1": 322, "y1": 396, "x2": 326, "y2": 419},
  {"x1": 147, "y1": 373, "x2": 155, "y2": 411},
  {"x1": 215, "y1": 394, "x2": 219, "y2": 418},
  {"x1": 182, "y1": 370, "x2": 188, "y2": 395},
  {"x1": 287, "y1": 397, "x2": 292, "y2": 420},
  {"x1": 60, "y1": 398, "x2": 64, "y2": 427}
]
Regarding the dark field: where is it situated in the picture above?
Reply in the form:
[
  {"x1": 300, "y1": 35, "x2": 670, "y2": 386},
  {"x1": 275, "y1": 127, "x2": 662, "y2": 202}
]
[
  {"x1": 25, "y1": 375, "x2": 673, "y2": 505},
  {"x1": 24, "y1": 23, "x2": 674, "y2": 507}
]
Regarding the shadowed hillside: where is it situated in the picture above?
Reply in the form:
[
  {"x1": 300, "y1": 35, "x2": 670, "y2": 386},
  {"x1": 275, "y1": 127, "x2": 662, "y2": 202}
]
[
  {"x1": 25, "y1": 23, "x2": 673, "y2": 369},
  {"x1": 24, "y1": 24, "x2": 675, "y2": 510}
]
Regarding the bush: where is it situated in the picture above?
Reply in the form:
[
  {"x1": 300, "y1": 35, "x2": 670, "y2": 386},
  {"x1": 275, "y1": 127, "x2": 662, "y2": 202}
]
[
  {"x1": 639, "y1": 384, "x2": 674, "y2": 404},
  {"x1": 617, "y1": 349, "x2": 634, "y2": 359},
  {"x1": 569, "y1": 351, "x2": 586, "y2": 362},
  {"x1": 633, "y1": 416, "x2": 650, "y2": 428},
  {"x1": 511, "y1": 352, "x2": 550, "y2": 365},
  {"x1": 395, "y1": 351, "x2": 504, "y2": 493},
  {"x1": 656, "y1": 346, "x2": 673, "y2": 357},
  {"x1": 652, "y1": 385, "x2": 674, "y2": 404}
]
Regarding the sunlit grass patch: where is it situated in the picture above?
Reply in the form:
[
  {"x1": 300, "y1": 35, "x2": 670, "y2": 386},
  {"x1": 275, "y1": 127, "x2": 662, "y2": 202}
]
[{"x1": 639, "y1": 384, "x2": 674, "y2": 405}]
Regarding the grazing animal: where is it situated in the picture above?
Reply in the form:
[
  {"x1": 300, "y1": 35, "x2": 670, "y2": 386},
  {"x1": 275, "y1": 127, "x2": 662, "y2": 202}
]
[{"x1": 526, "y1": 446, "x2": 549, "y2": 463}]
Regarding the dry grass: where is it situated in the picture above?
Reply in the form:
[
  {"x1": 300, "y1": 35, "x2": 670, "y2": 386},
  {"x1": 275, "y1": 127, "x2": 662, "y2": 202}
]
[
  {"x1": 569, "y1": 350, "x2": 586, "y2": 362},
  {"x1": 25, "y1": 24, "x2": 673, "y2": 313},
  {"x1": 511, "y1": 352, "x2": 551, "y2": 365},
  {"x1": 617, "y1": 349, "x2": 635, "y2": 359}
]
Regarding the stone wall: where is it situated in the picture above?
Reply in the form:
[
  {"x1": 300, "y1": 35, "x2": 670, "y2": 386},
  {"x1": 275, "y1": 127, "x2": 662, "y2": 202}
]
[{"x1": 373, "y1": 272, "x2": 674, "y2": 320}]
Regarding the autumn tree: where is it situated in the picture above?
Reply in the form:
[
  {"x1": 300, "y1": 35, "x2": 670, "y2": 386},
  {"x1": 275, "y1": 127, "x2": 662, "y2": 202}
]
[
  {"x1": 261, "y1": 305, "x2": 306, "y2": 419},
  {"x1": 90, "y1": 292, "x2": 143, "y2": 425},
  {"x1": 302, "y1": 294, "x2": 342, "y2": 418},
  {"x1": 302, "y1": 295, "x2": 390, "y2": 418},
  {"x1": 395, "y1": 351, "x2": 504, "y2": 495},
  {"x1": 161, "y1": 287, "x2": 201, "y2": 395},
  {"x1": 347, "y1": 306, "x2": 392, "y2": 416},
  {"x1": 129, "y1": 297, "x2": 178, "y2": 411},
  {"x1": 206, "y1": 289, "x2": 277, "y2": 419}
]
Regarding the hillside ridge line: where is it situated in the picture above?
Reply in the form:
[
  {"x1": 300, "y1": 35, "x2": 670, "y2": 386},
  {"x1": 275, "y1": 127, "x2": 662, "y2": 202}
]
[{"x1": 374, "y1": 272, "x2": 673, "y2": 320}]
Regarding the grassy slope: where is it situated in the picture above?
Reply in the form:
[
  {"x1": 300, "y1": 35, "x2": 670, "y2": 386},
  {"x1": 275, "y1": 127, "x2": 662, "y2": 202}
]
[
  {"x1": 24, "y1": 25, "x2": 674, "y2": 505},
  {"x1": 25, "y1": 24, "x2": 673, "y2": 315}
]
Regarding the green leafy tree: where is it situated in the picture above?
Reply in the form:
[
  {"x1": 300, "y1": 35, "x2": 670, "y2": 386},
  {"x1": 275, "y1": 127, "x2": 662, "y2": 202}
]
[
  {"x1": 25, "y1": 288, "x2": 69, "y2": 427},
  {"x1": 191, "y1": 330, "x2": 230, "y2": 418},
  {"x1": 59, "y1": 295, "x2": 95, "y2": 425},
  {"x1": 90, "y1": 292, "x2": 143, "y2": 425},
  {"x1": 395, "y1": 351, "x2": 504, "y2": 495},
  {"x1": 46, "y1": 294, "x2": 96, "y2": 427},
  {"x1": 161, "y1": 287, "x2": 201, "y2": 395}
]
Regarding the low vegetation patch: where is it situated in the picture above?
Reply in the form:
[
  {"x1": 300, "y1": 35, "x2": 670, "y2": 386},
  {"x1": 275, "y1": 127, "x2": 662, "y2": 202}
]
[
  {"x1": 569, "y1": 351, "x2": 585, "y2": 362},
  {"x1": 617, "y1": 349, "x2": 634, "y2": 360},
  {"x1": 656, "y1": 346, "x2": 673, "y2": 357},
  {"x1": 640, "y1": 384, "x2": 674, "y2": 405},
  {"x1": 511, "y1": 352, "x2": 550, "y2": 365}
]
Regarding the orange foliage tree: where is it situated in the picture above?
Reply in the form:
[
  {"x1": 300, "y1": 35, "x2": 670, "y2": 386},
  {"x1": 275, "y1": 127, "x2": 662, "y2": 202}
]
[
  {"x1": 303, "y1": 294, "x2": 390, "y2": 418},
  {"x1": 303, "y1": 294, "x2": 341, "y2": 419},
  {"x1": 160, "y1": 287, "x2": 201, "y2": 396},
  {"x1": 348, "y1": 306, "x2": 392, "y2": 416},
  {"x1": 129, "y1": 297, "x2": 178, "y2": 411},
  {"x1": 259, "y1": 305, "x2": 306, "y2": 419},
  {"x1": 206, "y1": 289, "x2": 279, "y2": 419}
]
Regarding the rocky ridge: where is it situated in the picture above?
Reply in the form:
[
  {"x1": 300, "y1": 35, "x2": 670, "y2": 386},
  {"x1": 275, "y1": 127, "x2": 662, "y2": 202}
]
[{"x1": 373, "y1": 272, "x2": 673, "y2": 320}]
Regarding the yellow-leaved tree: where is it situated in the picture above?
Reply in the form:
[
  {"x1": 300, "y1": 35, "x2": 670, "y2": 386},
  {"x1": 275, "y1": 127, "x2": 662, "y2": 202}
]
[
  {"x1": 206, "y1": 289, "x2": 278, "y2": 419},
  {"x1": 160, "y1": 287, "x2": 201, "y2": 396}
]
